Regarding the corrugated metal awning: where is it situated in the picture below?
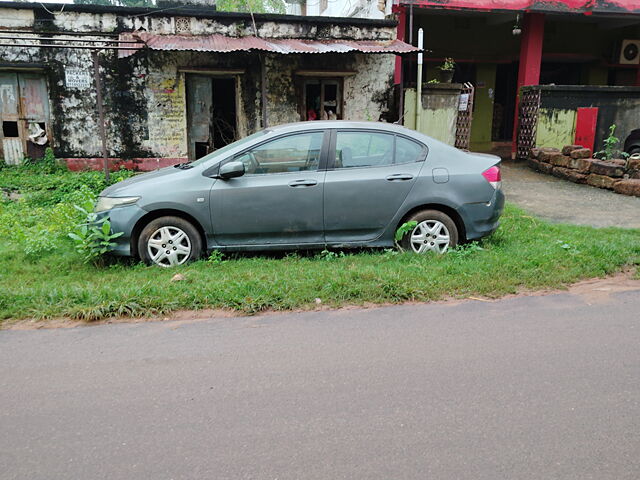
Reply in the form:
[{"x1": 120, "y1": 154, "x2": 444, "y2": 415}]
[{"x1": 118, "y1": 33, "x2": 419, "y2": 58}]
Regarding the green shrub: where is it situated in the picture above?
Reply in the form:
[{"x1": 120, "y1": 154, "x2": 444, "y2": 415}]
[{"x1": 68, "y1": 204, "x2": 123, "y2": 265}]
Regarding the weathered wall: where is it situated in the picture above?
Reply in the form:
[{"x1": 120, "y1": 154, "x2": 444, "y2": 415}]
[
  {"x1": 531, "y1": 86, "x2": 640, "y2": 151},
  {"x1": 264, "y1": 52, "x2": 395, "y2": 126},
  {"x1": 0, "y1": 5, "x2": 399, "y2": 164},
  {"x1": 403, "y1": 84, "x2": 461, "y2": 145}
]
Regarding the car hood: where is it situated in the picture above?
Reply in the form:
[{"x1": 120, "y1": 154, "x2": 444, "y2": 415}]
[{"x1": 100, "y1": 166, "x2": 185, "y2": 196}]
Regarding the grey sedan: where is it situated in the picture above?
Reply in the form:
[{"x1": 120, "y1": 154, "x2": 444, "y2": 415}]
[{"x1": 97, "y1": 121, "x2": 504, "y2": 267}]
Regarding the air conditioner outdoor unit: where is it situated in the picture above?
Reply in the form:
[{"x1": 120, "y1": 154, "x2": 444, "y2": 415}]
[{"x1": 619, "y1": 39, "x2": 640, "y2": 65}]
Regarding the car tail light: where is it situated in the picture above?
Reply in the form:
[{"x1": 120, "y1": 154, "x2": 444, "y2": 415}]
[{"x1": 482, "y1": 165, "x2": 501, "y2": 189}]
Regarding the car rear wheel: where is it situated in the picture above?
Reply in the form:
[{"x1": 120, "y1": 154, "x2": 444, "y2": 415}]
[
  {"x1": 138, "y1": 216, "x2": 202, "y2": 267},
  {"x1": 400, "y1": 210, "x2": 458, "y2": 254}
]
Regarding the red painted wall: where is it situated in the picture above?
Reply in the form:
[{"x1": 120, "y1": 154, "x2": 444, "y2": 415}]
[
  {"x1": 401, "y1": 0, "x2": 640, "y2": 14},
  {"x1": 65, "y1": 157, "x2": 186, "y2": 172}
]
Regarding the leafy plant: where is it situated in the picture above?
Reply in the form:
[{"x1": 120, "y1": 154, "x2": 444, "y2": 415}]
[
  {"x1": 394, "y1": 220, "x2": 417, "y2": 250},
  {"x1": 594, "y1": 124, "x2": 629, "y2": 163},
  {"x1": 438, "y1": 57, "x2": 456, "y2": 72},
  {"x1": 22, "y1": 147, "x2": 65, "y2": 174},
  {"x1": 316, "y1": 249, "x2": 345, "y2": 261},
  {"x1": 448, "y1": 241, "x2": 484, "y2": 259},
  {"x1": 207, "y1": 250, "x2": 225, "y2": 264},
  {"x1": 68, "y1": 204, "x2": 123, "y2": 265},
  {"x1": 427, "y1": 78, "x2": 439, "y2": 84}
]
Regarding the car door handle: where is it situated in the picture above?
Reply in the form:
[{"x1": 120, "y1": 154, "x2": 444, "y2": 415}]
[
  {"x1": 386, "y1": 174, "x2": 414, "y2": 181},
  {"x1": 288, "y1": 179, "x2": 318, "y2": 187}
]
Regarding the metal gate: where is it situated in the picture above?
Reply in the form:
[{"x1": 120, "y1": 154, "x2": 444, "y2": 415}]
[
  {"x1": 516, "y1": 88, "x2": 541, "y2": 160},
  {"x1": 454, "y1": 82, "x2": 474, "y2": 150}
]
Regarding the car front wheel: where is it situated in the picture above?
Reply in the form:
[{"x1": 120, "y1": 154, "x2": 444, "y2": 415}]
[
  {"x1": 138, "y1": 216, "x2": 202, "y2": 267},
  {"x1": 400, "y1": 210, "x2": 458, "y2": 254}
]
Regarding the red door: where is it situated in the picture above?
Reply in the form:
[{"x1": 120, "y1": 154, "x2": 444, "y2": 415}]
[{"x1": 574, "y1": 107, "x2": 598, "y2": 152}]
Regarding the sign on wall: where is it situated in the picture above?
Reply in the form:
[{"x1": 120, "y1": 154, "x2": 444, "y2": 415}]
[{"x1": 64, "y1": 68, "x2": 91, "y2": 90}]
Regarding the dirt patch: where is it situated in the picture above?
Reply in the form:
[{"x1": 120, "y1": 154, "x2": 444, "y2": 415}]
[{"x1": 4, "y1": 270, "x2": 639, "y2": 331}]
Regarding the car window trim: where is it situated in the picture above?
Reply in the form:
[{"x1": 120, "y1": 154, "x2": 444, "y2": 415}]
[
  {"x1": 205, "y1": 129, "x2": 330, "y2": 177},
  {"x1": 327, "y1": 129, "x2": 428, "y2": 170}
]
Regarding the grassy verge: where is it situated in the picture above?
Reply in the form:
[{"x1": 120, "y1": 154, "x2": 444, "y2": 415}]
[{"x1": 1, "y1": 165, "x2": 639, "y2": 324}]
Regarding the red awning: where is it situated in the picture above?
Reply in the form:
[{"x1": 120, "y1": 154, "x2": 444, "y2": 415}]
[{"x1": 118, "y1": 33, "x2": 419, "y2": 58}]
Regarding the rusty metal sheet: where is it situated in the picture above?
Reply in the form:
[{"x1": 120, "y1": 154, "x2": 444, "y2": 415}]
[
  {"x1": 119, "y1": 33, "x2": 420, "y2": 58},
  {"x1": 2, "y1": 138, "x2": 23, "y2": 165},
  {"x1": 0, "y1": 73, "x2": 19, "y2": 117},
  {"x1": 19, "y1": 75, "x2": 49, "y2": 121}
]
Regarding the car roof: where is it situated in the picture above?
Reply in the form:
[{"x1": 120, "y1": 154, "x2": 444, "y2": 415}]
[{"x1": 266, "y1": 121, "x2": 417, "y2": 136}]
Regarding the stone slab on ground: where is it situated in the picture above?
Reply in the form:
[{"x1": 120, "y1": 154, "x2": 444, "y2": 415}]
[
  {"x1": 561, "y1": 144, "x2": 583, "y2": 155},
  {"x1": 590, "y1": 161, "x2": 626, "y2": 178},
  {"x1": 568, "y1": 157, "x2": 594, "y2": 173},
  {"x1": 538, "y1": 147, "x2": 560, "y2": 162},
  {"x1": 570, "y1": 148, "x2": 592, "y2": 159},
  {"x1": 613, "y1": 179, "x2": 640, "y2": 197},
  {"x1": 587, "y1": 174, "x2": 619, "y2": 190},
  {"x1": 550, "y1": 154, "x2": 572, "y2": 168}
]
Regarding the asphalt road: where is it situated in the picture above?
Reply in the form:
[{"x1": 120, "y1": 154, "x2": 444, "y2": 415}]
[{"x1": 2, "y1": 288, "x2": 640, "y2": 480}]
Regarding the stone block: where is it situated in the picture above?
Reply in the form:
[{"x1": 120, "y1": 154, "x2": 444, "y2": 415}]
[
  {"x1": 568, "y1": 157, "x2": 593, "y2": 172},
  {"x1": 570, "y1": 148, "x2": 592, "y2": 159},
  {"x1": 613, "y1": 179, "x2": 640, "y2": 197},
  {"x1": 538, "y1": 162, "x2": 554, "y2": 174},
  {"x1": 609, "y1": 158, "x2": 627, "y2": 166},
  {"x1": 587, "y1": 174, "x2": 618, "y2": 190},
  {"x1": 550, "y1": 154, "x2": 572, "y2": 168},
  {"x1": 552, "y1": 166, "x2": 570, "y2": 179},
  {"x1": 538, "y1": 147, "x2": 561, "y2": 163},
  {"x1": 527, "y1": 158, "x2": 541, "y2": 171},
  {"x1": 529, "y1": 147, "x2": 541, "y2": 159},
  {"x1": 590, "y1": 160, "x2": 625, "y2": 178},
  {"x1": 630, "y1": 170, "x2": 640, "y2": 180},
  {"x1": 561, "y1": 144, "x2": 583, "y2": 155},
  {"x1": 565, "y1": 170, "x2": 588, "y2": 184},
  {"x1": 627, "y1": 158, "x2": 640, "y2": 170}
]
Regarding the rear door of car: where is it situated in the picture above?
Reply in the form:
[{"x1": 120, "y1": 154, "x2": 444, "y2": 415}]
[
  {"x1": 323, "y1": 129, "x2": 428, "y2": 243},
  {"x1": 209, "y1": 129, "x2": 329, "y2": 246}
]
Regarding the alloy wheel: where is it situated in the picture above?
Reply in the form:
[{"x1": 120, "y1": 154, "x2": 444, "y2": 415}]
[
  {"x1": 146, "y1": 226, "x2": 192, "y2": 267},
  {"x1": 409, "y1": 220, "x2": 451, "y2": 254}
]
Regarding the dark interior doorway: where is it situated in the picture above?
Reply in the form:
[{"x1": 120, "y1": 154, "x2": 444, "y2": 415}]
[
  {"x1": 186, "y1": 74, "x2": 238, "y2": 161},
  {"x1": 492, "y1": 62, "x2": 518, "y2": 141}
]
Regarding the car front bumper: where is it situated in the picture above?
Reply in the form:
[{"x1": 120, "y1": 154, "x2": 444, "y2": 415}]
[{"x1": 97, "y1": 204, "x2": 148, "y2": 256}]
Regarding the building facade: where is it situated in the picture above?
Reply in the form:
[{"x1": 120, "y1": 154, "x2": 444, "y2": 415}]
[
  {"x1": 392, "y1": 0, "x2": 640, "y2": 157},
  {"x1": 0, "y1": 2, "x2": 414, "y2": 169}
]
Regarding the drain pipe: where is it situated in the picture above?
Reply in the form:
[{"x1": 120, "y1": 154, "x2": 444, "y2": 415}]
[{"x1": 415, "y1": 28, "x2": 423, "y2": 132}]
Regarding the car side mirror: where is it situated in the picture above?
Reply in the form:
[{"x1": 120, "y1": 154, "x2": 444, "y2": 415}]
[{"x1": 219, "y1": 161, "x2": 245, "y2": 179}]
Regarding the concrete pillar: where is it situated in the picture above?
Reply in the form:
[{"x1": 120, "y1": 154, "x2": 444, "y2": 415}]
[{"x1": 512, "y1": 12, "x2": 545, "y2": 157}]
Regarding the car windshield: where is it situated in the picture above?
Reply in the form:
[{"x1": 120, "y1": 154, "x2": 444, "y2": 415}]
[{"x1": 190, "y1": 130, "x2": 269, "y2": 167}]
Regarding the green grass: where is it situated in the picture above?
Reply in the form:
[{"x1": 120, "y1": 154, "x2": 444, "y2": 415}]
[{"x1": 1, "y1": 165, "x2": 640, "y2": 324}]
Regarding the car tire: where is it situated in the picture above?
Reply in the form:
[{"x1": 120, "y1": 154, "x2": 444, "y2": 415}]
[
  {"x1": 628, "y1": 146, "x2": 640, "y2": 156},
  {"x1": 138, "y1": 216, "x2": 203, "y2": 267},
  {"x1": 400, "y1": 209, "x2": 459, "y2": 254}
]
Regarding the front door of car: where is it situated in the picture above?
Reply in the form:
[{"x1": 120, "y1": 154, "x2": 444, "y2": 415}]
[
  {"x1": 210, "y1": 130, "x2": 328, "y2": 246},
  {"x1": 323, "y1": 130, "x2": 427, "y2": 243}
]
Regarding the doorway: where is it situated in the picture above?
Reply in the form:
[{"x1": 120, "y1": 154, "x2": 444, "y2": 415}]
[
  {"x1": 0, "y1": 72, "x2": 50, "y2": 164},
  {"x1": 492, "y1": 62, "x2": 518, "y2": 142},
  {"x1": 186, "y1": 74, "x2": 238, "y2": 161}
]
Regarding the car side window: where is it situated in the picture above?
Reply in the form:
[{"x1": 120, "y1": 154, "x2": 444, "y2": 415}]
[
  {"x1": 396, "y1": 136, "x2": 426, "y2": 164},
  {"x1": 235, "y1": 132, "x2": 324, "y2": 175},
  {"x1": 334, "y1": 131, "x2": 394, "y2": 169}
]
